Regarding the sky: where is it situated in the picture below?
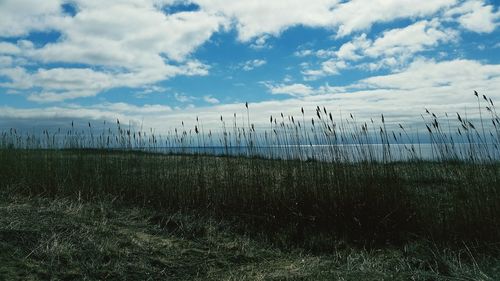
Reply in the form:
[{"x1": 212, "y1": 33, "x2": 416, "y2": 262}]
[{"x1": 0, "y1": 0, "x2": 499, "y2": 132}]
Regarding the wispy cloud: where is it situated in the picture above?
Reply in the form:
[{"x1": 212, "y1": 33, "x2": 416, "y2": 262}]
[
  {"x1": 134, "y1": 85, "x2": 168, "y2": 98},
  {"x1": 266, "y1": 83, "x2": 314, "y2": 97},
  {"x1": 241, "y1": 59, "x2": 267, "y2": 71},
  {"x1": 174, "y1": 93, "x2": 196, "y2": 103},
  {"x1": 203, "y1": 95, "x2": 220, "y2": 104}
]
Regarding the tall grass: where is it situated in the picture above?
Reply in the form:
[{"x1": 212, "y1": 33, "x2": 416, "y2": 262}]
[{"x1": 1, "y1": 93, "x2": 499, "y2": 247}]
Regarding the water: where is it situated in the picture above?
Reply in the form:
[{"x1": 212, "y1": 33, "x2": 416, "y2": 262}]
[{"x1": 143, "y1": 143, "x2": 500, "y2": 163}]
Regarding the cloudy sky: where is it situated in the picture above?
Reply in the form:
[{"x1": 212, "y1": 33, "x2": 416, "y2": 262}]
[{"x1": 0, "y1": 0, "x2": 499, "y2": 131}]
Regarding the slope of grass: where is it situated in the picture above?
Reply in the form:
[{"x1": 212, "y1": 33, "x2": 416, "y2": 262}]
[{"x1": 1, "y1": 189, "x2": 499, "y2": 280}]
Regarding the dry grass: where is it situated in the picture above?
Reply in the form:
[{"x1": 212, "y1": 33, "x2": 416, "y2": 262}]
[
  {"x1": 1, "y1": 95, "x2": 500, "y2": 279},
  {"x1": 1, "y1": 190, "x2": 499, "y2": 280}
]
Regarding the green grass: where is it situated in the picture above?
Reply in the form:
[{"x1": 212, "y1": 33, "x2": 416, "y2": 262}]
[{"x1": 1, "y1": 190, "x2": 500, "y2": 280}]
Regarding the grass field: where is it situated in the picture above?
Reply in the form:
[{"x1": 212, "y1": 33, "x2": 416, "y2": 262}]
[
  {"x1": 1, "y1": 96, "x2": 500, "y2": 279},
  {"x1": 1, "y1": 189, "x2": 500, "y2": 280},
  {"x1": 2, "y1": 149, "x2": 500, "y2": 244},
  {"x1": 1, "y1": 150, "x2": 500, "y2": 280}
]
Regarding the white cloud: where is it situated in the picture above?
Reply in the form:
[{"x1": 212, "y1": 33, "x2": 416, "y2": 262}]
[
  {"x1": 0, "y1": 0, "x2": 64, "y2": 37},
  {"x1": 1, "y1": 63, "x2": 210, "y2": 104},
  {"x1": 253, "y1": 59, "x2": 500, "y2": 129},
  {"x1": 294, "y1": 49, "x2": 314, "y2": 57},
  {"x1": 361, "y1": 58, "x2": 500, "y2": 92},
  {"x1": 203, "y1": 95, "x2": 220, "y2": 104},
  {"x1": 446, "y1": 0, "x2": 500, "y2": 33},
  {"x1": 336, "y1": 35, "x2": 370, "y2": 61},
  {"x1": 0, "y1": 0, "x2": 224, "y2": 102},
  {"x1": 3, "y1": 67, "x2": 113, "y2": 102},
  {"x1": 302, "y1": 59, "x2": 347, "y2": 80},
  {"x1": 366, "y1": 20, "x2": 458, "y2": 58},
  {"x1": 0, "y1": 61, "x2": 210, "y2": 103},
  {"x1": 195, "y1": 0, "x2": 339, "y2": 41},
  {"x1": 300, "y1": 20, "x2": 458, "y2": 78},
  {"x1": 93, "y1": 102, "x2": 173, "y2": 115},
  {"x1": 250, "y1": 35, "x2": 272, "y2": 49},
  {"x1": 266, "y1": 83, "x2": 315, "y2": 97},
  {"x1": 265, "y1": 81, "x2": 346, "y2": 97},
  {"x1": 33, "y1": 6, "x2": 226, "y2": 64},
  {"x1": 283, "y1": 75, "x2": 293, "y2": 83},
  {"x1": 134, "y1": 85, "x2": 168, "y2": 98},
  {"x1": 0, "y1": 101, "x2": 172, "y2": 130},
  {"x1": 0, "y1": 56, "x2": 13, "y2": 67},
  {"x1": 241, "y1": 59, "x2": 267, "y2": 71},
  {"x1": 27, "y1": 90, "x2": 99, "y2": 103},
  {"x1": 363, "y1": 20, "x2": 458, "y2": 70},
  {"x1": 0, "y1": 67, "x2": 34, "y2": 89},
  {"x1": 330, "y1": 0, "x2": 457, "y2": 37},
  {"x1": 2, "y1": 58, "x2": 499, "y2": 133},
  {"x1": 174, "y1": 93, "x2": 196, "y2": 103},
  {"x1": 193, "y1": 0, "x2": 457, "y2": 41},
  {"x1": 0, "y1": 42, "x2": 21, "y2": 55},
  {"x1": 142, "y1": 86, "x2": 168, "y2": 94}
]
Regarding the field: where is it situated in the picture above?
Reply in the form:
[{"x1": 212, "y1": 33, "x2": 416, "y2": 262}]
[
  {"x1": 1, "y1": 96, "x2": 500, "y2": 280},
  {"x1": 1, "y1": 189, "x2": 500, "y2": 280}
]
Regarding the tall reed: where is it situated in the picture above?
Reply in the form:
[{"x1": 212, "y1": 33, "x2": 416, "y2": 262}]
[{"x1": 1, "y1": 93, "x2": 499, "y2": 246}]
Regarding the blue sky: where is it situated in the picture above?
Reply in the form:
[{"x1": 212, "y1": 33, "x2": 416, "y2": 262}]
[{"x1": 0, "y1": 0, "x2": 499, "y2": 131}]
